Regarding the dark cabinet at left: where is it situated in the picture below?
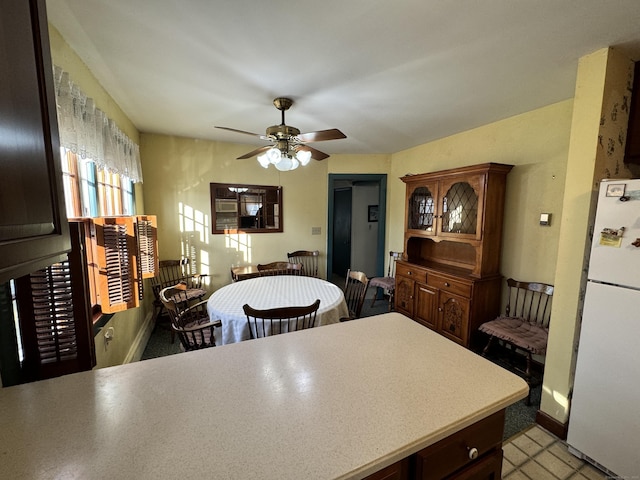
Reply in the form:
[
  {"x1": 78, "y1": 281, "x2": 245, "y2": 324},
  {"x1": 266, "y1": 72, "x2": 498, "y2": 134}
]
[{"x1": 0, "y1": 0, "x2": 70, "y2": 283}]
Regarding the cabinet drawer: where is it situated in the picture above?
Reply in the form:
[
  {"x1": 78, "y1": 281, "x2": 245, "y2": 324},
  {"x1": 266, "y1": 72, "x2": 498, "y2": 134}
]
[
  {"x1": 427, "y1": 274, "x2": 471, "y2": 298},
  {"x1": 396, "y1": 263, "x2": 427, "y2": 283},
  {"x1": 414, "y1": 410, "x2": 505, "y2": 480}
]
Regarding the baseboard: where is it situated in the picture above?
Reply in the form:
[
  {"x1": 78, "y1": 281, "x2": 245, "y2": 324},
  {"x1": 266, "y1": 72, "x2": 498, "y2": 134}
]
[
  {"x1": 124, "y1": 311, "x2": 155, "y2": 364},
  {"x1": 535, "y1": 410, "x2": 568, "y2": 440}
]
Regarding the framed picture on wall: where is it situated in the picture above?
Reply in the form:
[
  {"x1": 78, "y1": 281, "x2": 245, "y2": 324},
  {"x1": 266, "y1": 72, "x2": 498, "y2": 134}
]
[{"x1": 368, "y1": 205, "x2": 379, "y2": 222}]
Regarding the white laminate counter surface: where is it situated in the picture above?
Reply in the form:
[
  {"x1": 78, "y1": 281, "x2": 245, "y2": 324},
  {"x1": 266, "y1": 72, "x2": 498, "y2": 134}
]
[{"x1": 0, "y1": 313, "x2": 528, "y2": 480}]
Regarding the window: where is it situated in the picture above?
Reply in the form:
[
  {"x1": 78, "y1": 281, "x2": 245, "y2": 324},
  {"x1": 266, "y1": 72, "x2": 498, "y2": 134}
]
[
  {"x1": 1, "y1": 66, "x2": 152, "y2": 385},
  {"x1": 58, "y1": 147, "x2": 156, "y2": 316},
  {"x1": 210, "y1": 183, "x2": 283, "y2": 234},
  {"x1": 61, "y1": 149, "x2": 135, "y2": 218}
]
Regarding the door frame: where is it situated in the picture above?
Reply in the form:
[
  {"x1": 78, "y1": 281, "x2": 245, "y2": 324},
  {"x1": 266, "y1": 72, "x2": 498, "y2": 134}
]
[{"x1": 327, "y1": 174, "x2": 387, "y2": 281}]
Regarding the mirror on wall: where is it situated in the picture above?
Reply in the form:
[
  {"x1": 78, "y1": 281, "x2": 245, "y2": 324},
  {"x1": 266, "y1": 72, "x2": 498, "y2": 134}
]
[{"x1": 210, "y1": 183, "x2": 282, "y2": 234}]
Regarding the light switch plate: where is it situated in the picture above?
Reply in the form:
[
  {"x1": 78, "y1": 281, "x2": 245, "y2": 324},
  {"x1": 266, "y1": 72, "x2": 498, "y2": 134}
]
[{"x1": 540, "y1": 213, "x2": 551, "y2": 226}]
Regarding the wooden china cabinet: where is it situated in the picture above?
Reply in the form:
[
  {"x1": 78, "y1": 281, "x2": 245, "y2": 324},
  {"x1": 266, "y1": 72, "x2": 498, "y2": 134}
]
[{"x1": 395, "y1": 163, "x2": 513, "y2": 348}]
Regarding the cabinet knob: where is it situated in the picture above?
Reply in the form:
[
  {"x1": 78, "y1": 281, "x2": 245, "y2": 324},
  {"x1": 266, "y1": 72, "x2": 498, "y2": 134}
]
[
  {"x1": 408, "y1": 271, "x2": 412, "y2": 275},
  {"x1": 467, "y1": 447, "x2": 479, "y2": 460},
  {"x1": 444, "y1": 282, "x2": 450, "y2": 287}
]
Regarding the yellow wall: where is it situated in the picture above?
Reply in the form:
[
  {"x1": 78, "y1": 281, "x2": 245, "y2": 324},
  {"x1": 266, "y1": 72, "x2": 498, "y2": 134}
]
[
  {"x1": 391, "y1": 100, "x2": 573, "y2": 284},
  {"x1": 49, "y1": 25, "x2": 152, "y2": 368},
  {"x1": 140, "y1": 134, "x2": 390, "y2": 289},
  {"x1": 541, "y1": 48, "x2": 635, "y2": 423}
]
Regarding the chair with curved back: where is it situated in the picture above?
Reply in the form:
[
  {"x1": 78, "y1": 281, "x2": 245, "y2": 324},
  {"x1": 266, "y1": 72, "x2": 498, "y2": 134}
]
[
  {"x1": 257, "y1": 261, "x2": 303, "y2": 276},
  {"x1": 159, "y1": 284, "x2": 221, "y2": 351},
  {"x1": 287, "y1": 250, "x2": 320, "y2": 277},
  {"x1": 243, "y1": 299, "x2": 321, "y2": 339},
  {"x1": 479, "y1": 278, "x2": 554, "y2": 405},
  {"x1": 341, "y1": 269, "x2": 370, "y2": 321},
  {"x1": 368, "y1": 251, "x2": 402, "y2": 312},
  {"x1": 151, "y1": 259, "x2": 208, "y2": 320}
]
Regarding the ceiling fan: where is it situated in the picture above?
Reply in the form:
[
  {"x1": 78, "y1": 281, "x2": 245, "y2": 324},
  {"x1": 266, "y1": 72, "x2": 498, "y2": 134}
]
[{"x1": 215, "y1": 97, "x2": 346, "y2": 169}]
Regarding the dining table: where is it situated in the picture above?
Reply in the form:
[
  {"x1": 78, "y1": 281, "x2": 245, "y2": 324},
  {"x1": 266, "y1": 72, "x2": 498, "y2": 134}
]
[{"x1": 207, "y1": 275, "x2": 349, "y2": 345}]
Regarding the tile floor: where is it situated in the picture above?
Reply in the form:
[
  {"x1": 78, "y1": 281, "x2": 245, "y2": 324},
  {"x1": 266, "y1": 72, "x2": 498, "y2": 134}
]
[{"x1": 503, "y1": 425, "x2": 609, "y2": 480}]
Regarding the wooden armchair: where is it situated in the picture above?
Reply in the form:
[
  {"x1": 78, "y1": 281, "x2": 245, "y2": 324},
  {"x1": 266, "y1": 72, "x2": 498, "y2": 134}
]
[
  {"x1": 341, "y1": 269, "x2": 370, "y2": 321},
  {"x1": 159, "y1": 285, "x2": 221, "y2": 351},
  {"x1": 243, "y1": 299, "x2": 321, "y2": 339},
  {"x1": 256, "y1": 261, "x2": 303, "y2": 276},
  {"x1": 287, "y1": 250, "x2": 320, "y2": 277},
  {"x1": 151, "y1": 259, "x2": 208, "y2": 320},
  {"x1": 479, "y1": 278, "x2": 554, "y2": 405}
]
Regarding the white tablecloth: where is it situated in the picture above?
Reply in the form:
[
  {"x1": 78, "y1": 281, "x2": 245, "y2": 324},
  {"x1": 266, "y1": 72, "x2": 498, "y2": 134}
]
[{"x1": 207, "y1": 276, "x2": 349, "y2": 345}]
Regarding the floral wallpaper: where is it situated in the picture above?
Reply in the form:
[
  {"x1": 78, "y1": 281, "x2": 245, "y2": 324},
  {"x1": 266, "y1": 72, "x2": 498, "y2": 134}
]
[{"x1": 596, "y1": 56, "x2": 635, "y2": 180}]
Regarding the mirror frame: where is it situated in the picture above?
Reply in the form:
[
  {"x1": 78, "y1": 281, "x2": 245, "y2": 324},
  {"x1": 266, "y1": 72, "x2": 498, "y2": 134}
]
[{"x1": 210, "y1": 183, "x2": 283, "y2": 234}]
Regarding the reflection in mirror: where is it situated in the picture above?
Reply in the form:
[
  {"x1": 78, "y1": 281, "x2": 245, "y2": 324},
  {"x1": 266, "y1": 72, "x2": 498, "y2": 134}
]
[{"x1": 210, "y1": 183, "x2": 283, "y2": 234}]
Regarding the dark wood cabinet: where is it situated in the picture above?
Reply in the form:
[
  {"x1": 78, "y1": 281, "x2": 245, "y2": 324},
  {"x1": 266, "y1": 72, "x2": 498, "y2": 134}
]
[
  {"x1": 362, "y1": 409, "x2": 506, "y2": 480},
  {"x1": 362, "y1": 458, "x2": 409, "y2": 480},
  {"x1": 397, "y1": 163, "x2": 512, "y2": 348},
  {"x1": 395, "y1": 261, "x2": 501, "y2": 348},
  {"x1": 0, "y1": 0, "x2": 70, "y2": 284},
  {"x1": 413, "y1": 410, "x2": 505, "y2": 480}
]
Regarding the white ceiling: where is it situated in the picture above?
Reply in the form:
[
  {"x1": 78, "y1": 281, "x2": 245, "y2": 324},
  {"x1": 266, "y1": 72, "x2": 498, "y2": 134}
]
[{"x1": 47, "y1": 0, "x2": 640, "y2": 157}]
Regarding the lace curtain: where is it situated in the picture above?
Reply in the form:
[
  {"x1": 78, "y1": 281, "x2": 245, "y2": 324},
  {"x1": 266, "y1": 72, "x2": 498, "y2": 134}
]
[{"x1": 53, "y1": 66, "x2": 143, "y2": 183}]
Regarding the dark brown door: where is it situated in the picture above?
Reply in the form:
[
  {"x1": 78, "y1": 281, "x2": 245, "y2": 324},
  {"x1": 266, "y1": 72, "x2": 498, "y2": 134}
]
[{"x1": 332, "y1": 188, "x2": 352, "y2": 277}]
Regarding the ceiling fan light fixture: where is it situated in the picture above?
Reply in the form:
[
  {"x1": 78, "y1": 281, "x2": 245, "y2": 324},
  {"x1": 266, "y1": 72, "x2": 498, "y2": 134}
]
[
  {"x1": 275, "y1": 155, "x2": 294, "y2": 171},
  {"x1": 257, "y1": 152, "x2": 271, "y2": 168},
  {"x1": 297, "y1": 149, "x2": 312, "y2": 166},
  {"x1": 218, "y1": 97, "x2": 345, "y2": 166},
  {"x1": 266, "y1": 147, "x2": 281, "y2": 164},
  {"x1": 256, "y1": 146, "x2": 309, "y2": 171}
]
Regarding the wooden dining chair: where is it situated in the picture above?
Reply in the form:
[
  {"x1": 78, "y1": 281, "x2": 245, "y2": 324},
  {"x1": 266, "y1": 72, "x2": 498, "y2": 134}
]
[
  {"x1": 159, "y1": 284, "x2": 221, "y2": 351},
  {"x1": 257, "y1": 261, "x2": 303, "y2": 276},
  {"x1": 151, "y1": 259, "x2": 208, "y2": 320},
  {"x1": 341, "y1": 269, "x2": 370, "y2": 321},
  {"x1": 368, "y1": 251, "x2": 402, "y2": 312},
  {"x1": 479, "y1": 278, "x2": 554, "y2": 405},
  {"x1": 243, "y1": 299, "x2": 321, "y2": 339},
  {"x1": 287, "y1": 250, "x2": 320, "y2": 277}
]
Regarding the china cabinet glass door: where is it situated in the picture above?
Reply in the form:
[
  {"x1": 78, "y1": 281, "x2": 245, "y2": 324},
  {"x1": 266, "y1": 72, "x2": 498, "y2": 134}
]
[
  {"x1": 408, "y1": 185, "x2": 436, "y2": 233},
  {"x1": 439, "y1": 176, "x2": 484, "y2": 240}
]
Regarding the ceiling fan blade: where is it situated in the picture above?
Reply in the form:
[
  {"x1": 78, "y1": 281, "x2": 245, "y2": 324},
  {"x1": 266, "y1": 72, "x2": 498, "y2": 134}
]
[
  {"x1": 237, "y1": 145, "x2": 272, "y2": 159},
  {"x1": 297, "y1": 145, "x2": 330, "y2": 161},
  {"x1": 297, "y1": 128, "x2": 346, "y2": 143},
  {"x1": 215, "y1": 126, "x2": 264, "y2": 138}
]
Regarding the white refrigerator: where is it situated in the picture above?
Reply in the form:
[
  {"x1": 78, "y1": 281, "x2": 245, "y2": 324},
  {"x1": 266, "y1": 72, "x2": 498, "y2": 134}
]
[{"x1": 567, "y1": 179, "x2": 640, "y2": 478}]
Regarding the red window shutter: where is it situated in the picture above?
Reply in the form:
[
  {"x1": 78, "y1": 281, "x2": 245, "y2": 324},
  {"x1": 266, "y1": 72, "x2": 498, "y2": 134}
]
[
  {"x1": 15, "y1": 222, "x2": 96, "y2": 381},
  {"x1": 92, "y1": 216, "x2": 139, "y2": 313}
]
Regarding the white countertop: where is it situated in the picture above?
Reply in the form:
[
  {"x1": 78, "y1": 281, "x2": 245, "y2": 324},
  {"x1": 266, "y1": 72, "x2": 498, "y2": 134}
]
[{"x1": 0, "y1": 313, "x2": 528, "y2": 480}]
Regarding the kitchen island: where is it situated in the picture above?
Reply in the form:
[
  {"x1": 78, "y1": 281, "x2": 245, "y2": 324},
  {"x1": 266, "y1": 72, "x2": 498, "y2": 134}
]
[{"x1": 0, "y1": 312, "x2": 527, "y2": 479}]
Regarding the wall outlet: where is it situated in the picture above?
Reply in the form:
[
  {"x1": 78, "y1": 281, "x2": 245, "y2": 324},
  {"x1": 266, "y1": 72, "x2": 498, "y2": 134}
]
[{"x1": 312, "y1": 227, "x2": 321, "y2": 235}]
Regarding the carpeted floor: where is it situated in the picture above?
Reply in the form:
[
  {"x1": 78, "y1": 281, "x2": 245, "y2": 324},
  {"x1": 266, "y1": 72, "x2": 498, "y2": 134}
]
[{"x1": 141, "y1": 277, "x2": 540, "y2": 440}]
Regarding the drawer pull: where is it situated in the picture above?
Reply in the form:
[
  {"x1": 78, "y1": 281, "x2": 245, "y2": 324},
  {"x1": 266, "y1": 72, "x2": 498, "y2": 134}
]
[{"x1": 467, "y1": 447, "x2": 479, "y2": 460}]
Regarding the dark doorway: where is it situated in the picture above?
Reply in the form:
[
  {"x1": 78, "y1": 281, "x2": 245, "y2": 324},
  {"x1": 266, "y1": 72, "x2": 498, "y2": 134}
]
[
  {"x1": 327, "y1": 174, "x2": 387, "y2": 282},
  {"x1": 332, "y1": 188, "x2": 352, "y2": 277}
]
